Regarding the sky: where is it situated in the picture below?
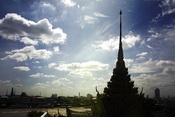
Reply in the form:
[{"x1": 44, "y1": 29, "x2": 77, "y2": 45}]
[{"x1": 0, "y1": 0, "x2": 175, "y2": 97}]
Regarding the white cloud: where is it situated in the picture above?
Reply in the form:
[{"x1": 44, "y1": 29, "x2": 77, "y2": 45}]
[
  {"x1": 136, "y1": 52, "x2": 148, "y2": 60},
  {"x1": 129, "y1": 59, "x2": 175, "y2": 75},
  {"x1": 30, "y1": 73, "x2": 55, "y2": 78},
  {"x1": 163, "y1": 66, "x2": 175, "y2": 75},
  {"x1": 136, "y1": 52, "x2": 148, "y2": 57},
  {"x1": 0, "y1": 80, "x2": 11, "y2": 84},
  {"x1": 153, "y1": 0, "x2": 175, "y2": 21},
  {"x1": 147, "y1": 32, "x2": 161, "y2": 41},
  {"x1": 55, "y1": 61, "x2": 109, "y2": 71},
  {"x1": 94, "y1": 12, "x2": 108, "y2": 18},
  {"x1": 14, "y1": 84, "x2": 23, "y2": 87},
  {"x1": 162, "y1": 8, "x2": 175, "y2": 16},
  {"x1": 34, "y1": 61, "x2": 40, "y2": 64},
  {"x1": 161, "y1": 0, "x2": 175, "y2": 16},
  {"x1": 156, "y1": 60, "x2": 175, "y2": 75},
  {"x1": 77, "y1": 12, "x2": 108, "y2": 28},
  {"x1": 78, "y1": 15, "x2": 96, "y2": 27},
  {"x1": 156, "y1": 60, "x2": 175, "y2": 68},
  {"x1": 92, "y1": 31, "x2": 140, "y2": 51},
  {"x1": 61, "y1": 0, "x2": 76, "y2": 7},
  {"x1": 53, "y1": 46, "x2": 60, "y2": 53},
  {"x1": 69, "y1": 70, "x2": 93, "y2": 78},
  {"x1": 51, "y1": 78, "x2": 72, "y2": 86},
  {"x1": 147, "y1": 45, "x2": 153, "y2": 49},
  {"x1": 0, "y1": 13, "x2": 67, "y2": 45},
  {"x1": 55, "y1": 61, "x2": 108, "y2": 78},
  {"x1": 129, "y1": 59, "x2": 158, "y2": 74},
  {"x1": 14, "y1": 66, "x2": 30, "y2": 71},
  {"x1": 20, "y1": 37, "x2": 38, "y2": 45},
  {"x1": 33, "y1": 83, "x2": 49, "y2": 89},
  {"x1": 48, "y1": 63, "x2": 57, "y2": 68},
  {"x1": 164, "y1": 26, "x2": 175, "y2": 43},
  {"x1": 124, "y1": 58, "x2": 134, "y2": 67},
  {"x1": 84, "y1": 15, "x2": 96, "y2": 24},
  {"x1": 41, "y1": 2, "x2": 55, "y2": 10},
  {"x1": 147, "y1": 26, "x2": 175, "y2": 44},
  {"x1": 132, "y1": 72, "x2": 175, "y2": 97},
  {"x1": 0, "y1": 46, "x2": 52, "y2": 62}
]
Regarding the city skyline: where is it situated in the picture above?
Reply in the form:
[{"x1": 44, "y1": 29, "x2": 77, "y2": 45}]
[{"x1": 0, "y1": 0, "x2": 175, "y2": 97}]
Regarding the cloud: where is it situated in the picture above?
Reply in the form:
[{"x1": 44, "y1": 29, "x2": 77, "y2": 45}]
[
  {"x1": 153, "y1": 0, "x2": 175, "y2": 21},
  {"x1": 55, "y1": 61, "x2": 108, "y2": 78},
  {"x1": 61, "y1": 0, "x2": 76, "y2": 7},
  {"x1": 136, "y1": 52, "x2": 148, "y2": 60},
  {"x1": 129, "y1": 59, "x2": 175, "y2": 75},
  {"x1": 156, "y1": 60, "x2": 175, "y2": 68},
  {"x1": 41, "y1": 2, "x2": 56, "y2": 10},
  {"x1": 53, "y1": 46, "x2": 60, "y2": 53},
  {"x1": 161, "y1": 0, "x2": 175, "y2": 16},
  {"x1": 0, "y1": 46, "x2": 52, "y2": 62},
  {"x1": 147, "y1": 26, "x2": 175, "y2": 44},
  {"x1": 77, "y1": 15, "x2": 96, "y2": 28},
  {"x1": 48, "y1": 63, "x2": 56, "y2": 68},
  {"x1": 51, "y1": 78, "x2": 71, "y2": 86},
  {"x1": 14, "y1": 84, "x2": 23, "y2": 87},
  {"x1": 32, "y1": 78, "x2": 73, "y2": 91},
  {"x1": 69, "y1": 71, "x2": 93, "y2": 78},
  {"x1": 136, "y1": 52, "x2": 148, "y2": 57},
  {"x1": 30, "y1": 73, "x2": 55, "y2": 78},
  {"x1": 0, "y1": 13, "x2": 67, "y2": 44},
  {"x1": 0, "y1": 80, "x2": 11, "y2": 84},
  {"x1": 78, "y1": 12, "x2": 108, "y2": 28},
  {"x1": 55, "y1": 61, "x2": 109, "y2": 71},
  {"x1": 83, "y1": 15, "x2": 96, "y2": 24},
  {"x1": 147, "y1": 31, "x2": 161, "y2": 42},
  {"x1": 94, "y1": 12, "x2": 108, "y2": 18},
  {"x1": 156, "y1": 60, "x2": 175, "y2": 75},
  {"x1": 34, "y1": 61, "x2": 40, "y2": 64},
  {"x1": 129, "y1": 59, "x2": 159, "y2": 74},
  {"x1": 132, "y1": 72, "x2": 175, "y2": 97},
  {"x1": 20, "y1": 37, "x2": 38, "y2": 45},
  {"x1": 33, "y1": 83, "x2": 49, "y2": 89},
  {"x1": 14, "y1": 66, "x2": 30, "y2": 71},
  {"x1": 124, "y1": 58, "x2": 134, "y2": 67},
  {"x1": 92, "y1": 31, "x2": 140, "y2": 51},
  {"x1": 163, "y1": 66, "x2": 175, "y2": 75}
]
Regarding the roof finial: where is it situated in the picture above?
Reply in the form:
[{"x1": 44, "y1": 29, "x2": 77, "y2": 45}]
[
  {"x1": 120, "y1": 10, "x2": 122, "y2": 15},
  {"x1": 119, "y1": 10, "x2": 122, "y2": 42},
  {"x1": 116, "y1": 10, "x2": 125, "y2": 69}
]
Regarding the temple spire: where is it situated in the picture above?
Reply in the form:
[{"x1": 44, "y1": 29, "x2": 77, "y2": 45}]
[
  {"x1": 116, "y1": 10, "x2": 125, "y2": 69},
  {"x1": 120, "y1": 10, "x2": 122, "y2": 43}
]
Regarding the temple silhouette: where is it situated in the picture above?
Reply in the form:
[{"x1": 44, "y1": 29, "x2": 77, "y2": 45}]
[{"x1": 92, "y1": 11, "x2": 146, "y2": 117}]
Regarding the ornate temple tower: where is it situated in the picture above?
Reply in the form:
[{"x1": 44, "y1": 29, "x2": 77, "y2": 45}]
[{"x1": 102, "y1": 11, "x2": 145, "y2": 117}]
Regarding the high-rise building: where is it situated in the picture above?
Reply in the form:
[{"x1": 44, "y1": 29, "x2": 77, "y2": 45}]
[
  {"x1": 10, "y1": 87, "x2": 14, "y2": 96},
  {"x1": 155, "y1": 88, "x2": 160, "y2": 100}
]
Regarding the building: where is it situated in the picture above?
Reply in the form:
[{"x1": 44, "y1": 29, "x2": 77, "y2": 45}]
[
  {"x1": 92, "y1": 11, "x2": 146, "y2": 117},
  {"x1": 51, "y1": 94, "x2": 57, "y2": 98},
  {"x1": 87, "y1": 94, "x2": 93, "y2": 100},
  {"x1": 155, "y1": 88, "x2": 160, "y2": 100}
]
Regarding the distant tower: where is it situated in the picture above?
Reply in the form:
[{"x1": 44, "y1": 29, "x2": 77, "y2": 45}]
[
  {"x1": 6, "y1": 89, "x2": 8, "y2": 96},
  {"x1": 155, "y1": 88, "x2": 160, "y2": 100},
  {"x1": 10, "y1": 87, "x2": 14, "y2": 96},
  {"x1": 79, "y1": 92, "x2": 80, "y2": 97}
]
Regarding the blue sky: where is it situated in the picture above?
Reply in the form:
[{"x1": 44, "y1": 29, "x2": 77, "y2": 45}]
[{"x1": 0, "y1": 0, "x2": 175, "y2": 97}]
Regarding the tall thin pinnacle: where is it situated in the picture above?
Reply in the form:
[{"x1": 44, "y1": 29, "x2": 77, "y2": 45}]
[
  {"x1": 118, "y1": 10, "x2": 124, "y2": 60},
  {"x1": 120, "y1": 10, "x2": 122, "y2": 43},
  {"x1": 116, "y1": 10, "x2": 125, "y2": 69}
]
